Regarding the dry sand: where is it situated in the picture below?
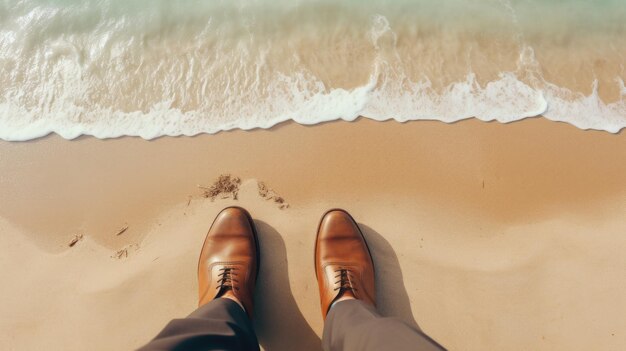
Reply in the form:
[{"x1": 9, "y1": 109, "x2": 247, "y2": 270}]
[{"x1": 0, "y1": 117, "x2": 625, "y2": 350}]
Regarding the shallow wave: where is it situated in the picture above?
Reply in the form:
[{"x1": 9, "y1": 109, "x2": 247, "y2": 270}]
[
  {"x1": 0, "y1": 0, "x2": 624, "y2": 140},
  {"x1": 3, "y1": 68, "x2": 623, "y2": 141}
]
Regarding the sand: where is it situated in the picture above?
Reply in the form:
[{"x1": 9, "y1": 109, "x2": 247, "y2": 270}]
[{"x1": 0, "y1": 117, "x2": 625, "y2": 350}]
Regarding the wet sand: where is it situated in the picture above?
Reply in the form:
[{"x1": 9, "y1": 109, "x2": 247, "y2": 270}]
[{"x1": 0, "y1": 117, "x2": 625, "y2": 350}]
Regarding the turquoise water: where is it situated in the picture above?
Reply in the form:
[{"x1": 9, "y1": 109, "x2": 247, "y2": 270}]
[{"x1": 0, "y1": 0, "x2": 624, "y2": 140}]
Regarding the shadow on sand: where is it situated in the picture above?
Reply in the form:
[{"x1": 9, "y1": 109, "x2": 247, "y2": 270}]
[
  {"x1": 253, "y1": 220, "x2": 322, "y2": 351},
  {"x1": 360, "y1": 223, "x2": 447, "y2": 349},
  {"x1": 358, "y1": 223, "x2": 423, "y2": 332}
]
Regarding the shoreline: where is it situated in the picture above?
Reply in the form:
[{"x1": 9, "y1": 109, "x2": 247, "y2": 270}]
[{"x1": 1, "y1": 117, "x2": 624, "y2": 250}]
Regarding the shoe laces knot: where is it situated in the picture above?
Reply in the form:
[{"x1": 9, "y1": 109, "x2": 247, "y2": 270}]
[
  {"x1": 333, "y1": 268, "x2": 357, "y2": 292},
  {"x1": 216, "y1": 267, "x2": 239, "y2": 291}
]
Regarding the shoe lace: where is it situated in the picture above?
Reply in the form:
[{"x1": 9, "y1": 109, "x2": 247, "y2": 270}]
[
  {"x1": 333, "y1": 268, "x2": 357, "y2": 292},
  {"x1": 216, "y1": 267, "x2": 239, "y2": 291}
]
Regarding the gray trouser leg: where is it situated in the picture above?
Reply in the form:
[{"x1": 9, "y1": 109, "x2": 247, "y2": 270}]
[
  {"x1": 322, "y1": 300, "x2": 446, "y2": 351},
  {"x1": 138, "y1": 298, "x2": 259, "y2": 351}
]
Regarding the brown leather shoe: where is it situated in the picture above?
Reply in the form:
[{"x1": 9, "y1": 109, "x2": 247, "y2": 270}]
[
  {"x1": 315, "y1": 209, "x2": 376, "y2": 319},
  {"x1": 198, "y1": 206, "x2": 259, "y2": 318}
]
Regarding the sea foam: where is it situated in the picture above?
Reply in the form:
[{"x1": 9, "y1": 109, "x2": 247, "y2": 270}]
[{"x1": 0, "y1": 0, "x2": 624, "y2": 141}]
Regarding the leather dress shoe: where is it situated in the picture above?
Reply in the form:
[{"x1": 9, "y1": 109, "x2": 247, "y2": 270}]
[
  {"x1": 198, "y1": 207, "x2": 259, "y2": 318},
  {"x1": 315, "y1": 209, "x2": 376, "y2": 319}
]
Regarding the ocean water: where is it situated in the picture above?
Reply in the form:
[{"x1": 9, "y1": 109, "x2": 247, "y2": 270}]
[{"x1": 0, "y1": 0, "x2": 624, "y2": 140}]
